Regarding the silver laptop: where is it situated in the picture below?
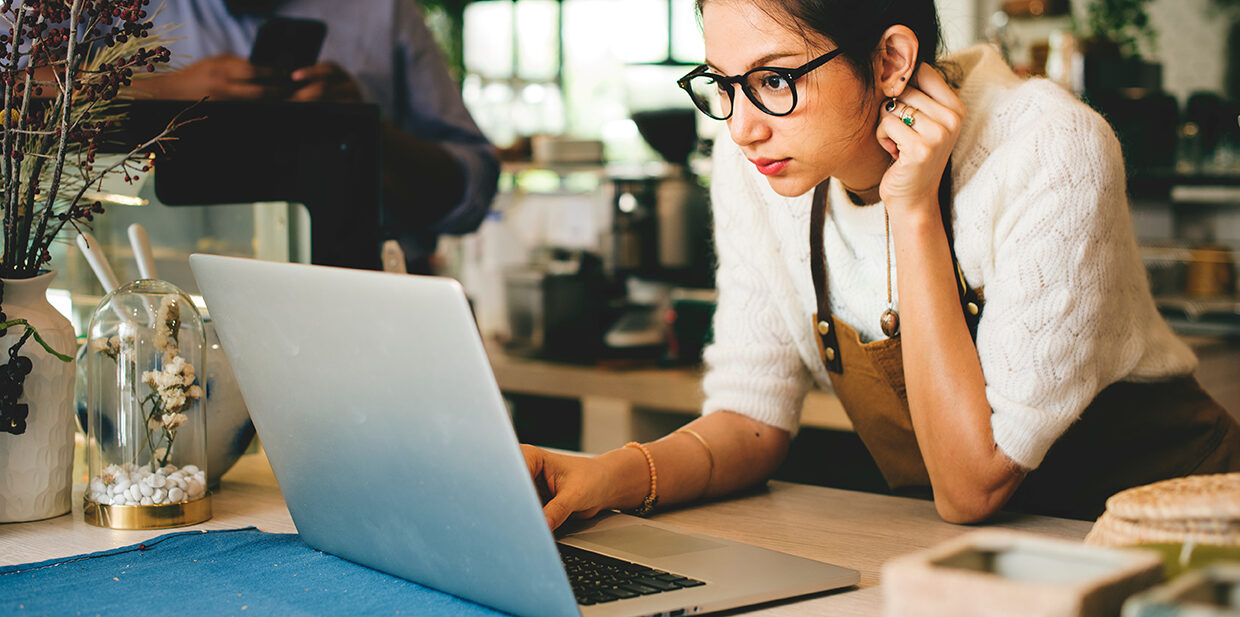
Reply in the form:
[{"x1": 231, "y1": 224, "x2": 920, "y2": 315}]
[{"x1": 190, "y1": 254, "x2": 859, "y2": 617}]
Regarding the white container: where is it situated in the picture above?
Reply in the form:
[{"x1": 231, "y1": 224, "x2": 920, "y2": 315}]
[
  {"x1": 882, "y1": 530, "x2": 1164, "y2": 617},
  {"x1": 531, "y1": 135, "x2": 604, "y2": 164}
]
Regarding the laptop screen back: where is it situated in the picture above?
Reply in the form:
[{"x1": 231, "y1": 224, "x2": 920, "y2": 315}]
[{"x1": 190, "y1": 254, "x2": 579, "y2": 617}]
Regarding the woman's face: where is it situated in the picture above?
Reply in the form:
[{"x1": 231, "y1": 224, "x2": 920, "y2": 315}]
[{"x1": 702, "y1": 1, "x2": 875, "y2": 197}]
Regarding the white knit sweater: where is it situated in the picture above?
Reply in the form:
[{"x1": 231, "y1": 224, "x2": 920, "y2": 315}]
[{"x1": 700, "y1": 45, "x2": 1197, "y2": 470}]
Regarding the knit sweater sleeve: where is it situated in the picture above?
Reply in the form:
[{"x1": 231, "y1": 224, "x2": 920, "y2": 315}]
[
  {"x1": 973, "y1": 81, "x2": 1194, "y2": 469},
  {"x1": 700, "y1": 137, "x2": 813, "y2": 434}
]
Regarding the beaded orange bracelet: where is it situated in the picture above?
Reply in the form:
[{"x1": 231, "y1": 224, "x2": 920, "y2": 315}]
[{"x1": 624, "y1": 441, "x2": 658, "y2": 516}]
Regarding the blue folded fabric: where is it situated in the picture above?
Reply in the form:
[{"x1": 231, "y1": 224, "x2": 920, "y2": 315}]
[{"x1": 1, "y1": 527, "x2": 507, "y2": 616}]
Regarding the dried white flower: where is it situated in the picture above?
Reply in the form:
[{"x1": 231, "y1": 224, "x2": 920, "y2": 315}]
[
  {"x1": 133, "y1": 295, "x2": 204, "y2": 470},
  {"x1": 161, "y1": 413, "x2": 187, "y2": 429},
  {"x1": 90, "y1": 335, "x2": 121, "y2": 360},
  {"x1": 153, "y1": 295, "x2": 181, "y2": 356},
  {"x1": 141, "y1": 354, "x2": 202, "y2": 415}
]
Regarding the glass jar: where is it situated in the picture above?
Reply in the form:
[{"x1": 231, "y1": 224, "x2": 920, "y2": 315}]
[{"x1": 83, "y1": 280, "x2": 210, "y2": 528}]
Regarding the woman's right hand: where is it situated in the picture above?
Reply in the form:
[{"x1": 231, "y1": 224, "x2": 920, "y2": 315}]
[{"x1": 521, "y1": 444, "x2": 618, "y2": 531}]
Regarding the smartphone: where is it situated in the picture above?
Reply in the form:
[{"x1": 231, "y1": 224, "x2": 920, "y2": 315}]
[{"x1": 249, "y1": 17, "x2": 327, "y2": 77}]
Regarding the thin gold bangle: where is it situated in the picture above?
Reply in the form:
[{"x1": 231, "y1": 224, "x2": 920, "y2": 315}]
[
  {"x1": 624, "y1": 441, "x2": 658, "y2": 516},
  {"x1": 676, "y1": 428, "x2": 715, "y2": 487}
]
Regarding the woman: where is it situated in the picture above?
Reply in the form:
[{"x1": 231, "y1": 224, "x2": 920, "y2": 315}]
[{"x1": 523, "y1": 0, "x2": 1240, "y2": 525}]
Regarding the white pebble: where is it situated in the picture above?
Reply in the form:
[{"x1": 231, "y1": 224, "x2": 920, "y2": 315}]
[{"x1": 87, "y1": 462, "x2": 211, "y2": 507}]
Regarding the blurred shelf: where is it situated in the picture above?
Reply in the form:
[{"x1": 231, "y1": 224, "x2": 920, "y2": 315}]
[
  {"x1": 485, "y1": 339, "x2": 851, "y2": 453},
  {"x1": 1131, "y1": 169, "x2": 1240, "y2": 200},
  {"x1": 1157, "y1": 295, "x2": 1240, "y2": 337}
]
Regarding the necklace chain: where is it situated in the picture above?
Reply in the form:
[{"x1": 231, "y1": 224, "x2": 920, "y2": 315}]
[
  {"x1": 880, "y1": 205, "x2": 900, "y2": 337},
  {"x1": 885, "y1": 205, "x2": 892, "y2": 306}
]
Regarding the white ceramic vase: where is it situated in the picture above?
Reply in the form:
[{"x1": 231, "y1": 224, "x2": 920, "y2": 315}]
[{"x1": 0, "y1": 271, "x2": 77, "y2": 522}]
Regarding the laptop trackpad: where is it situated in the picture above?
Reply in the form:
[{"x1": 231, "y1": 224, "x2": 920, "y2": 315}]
[{"x1": 571, "y1": 525, "x2": 726, "y2": 559}]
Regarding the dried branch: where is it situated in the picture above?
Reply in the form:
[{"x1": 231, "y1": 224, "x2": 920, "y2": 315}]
[
  {"x1": 1, "y1": 3, "x2": 26, "y2": 270},
  {"x1": 43, "y1": 100, "x2": 203, "y2": 247},
  {"x1": 25, "y1": 0, "x2": 82, "y2": 270}
]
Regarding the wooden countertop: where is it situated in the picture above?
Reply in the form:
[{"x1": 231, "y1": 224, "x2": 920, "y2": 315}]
[{"x1": 1, "y1": 452, "x2": 1093, "y2": 616}]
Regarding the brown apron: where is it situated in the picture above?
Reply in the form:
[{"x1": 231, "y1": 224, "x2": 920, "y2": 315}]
[{"x1": 808, "y1": 183, "x2": 1240, "y2": 520}]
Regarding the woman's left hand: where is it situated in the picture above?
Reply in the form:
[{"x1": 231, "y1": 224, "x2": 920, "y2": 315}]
[{"x1": 875, "y1": 65, "x2": 966, "y2": 216}]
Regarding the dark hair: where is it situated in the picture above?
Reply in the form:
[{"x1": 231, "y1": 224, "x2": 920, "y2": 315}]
[{"x1": 696, "y1": 0, "x2": 946, "y2": 89}]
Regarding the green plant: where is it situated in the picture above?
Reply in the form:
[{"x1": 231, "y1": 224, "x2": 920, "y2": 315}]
[
  {"x1": 1084, "y1": 0, "x2": 1158, "y2": 59},
  {"x1": 419, "y1": 0, "x2": 475, "y2": 82}
]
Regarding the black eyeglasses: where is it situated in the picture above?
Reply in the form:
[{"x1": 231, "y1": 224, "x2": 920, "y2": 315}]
[{"x1": 677, "y1": 49, "x2": 844, "y2": 121}]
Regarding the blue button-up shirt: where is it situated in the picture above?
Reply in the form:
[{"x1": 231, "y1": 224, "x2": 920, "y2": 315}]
[{"x1": 152, "y1": 0, "x2": 499, "y2": 266}]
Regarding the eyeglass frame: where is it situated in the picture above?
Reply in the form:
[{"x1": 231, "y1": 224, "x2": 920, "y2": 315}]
[{"x1": 677, "y1": 48, "x2": 845, "y2": 121}]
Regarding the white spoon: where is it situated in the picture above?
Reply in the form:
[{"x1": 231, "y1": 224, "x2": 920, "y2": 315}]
[
  {"x1": 127, "y1": 223, "x2": 157, "y2": 280},
  {"x1": 76, "y1": 231, "x2": 120, "y2": 293}
]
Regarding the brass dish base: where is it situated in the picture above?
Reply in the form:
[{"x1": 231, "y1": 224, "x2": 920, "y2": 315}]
[{"x1": 84, "y1": 495, "x2": 212, "y2": 529}]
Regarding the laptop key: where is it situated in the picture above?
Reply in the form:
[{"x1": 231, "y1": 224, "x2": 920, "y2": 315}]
[
  {"x1": 606, "y1": 587, "x2": 640, "y2": 599},
  {"x1": 591, "y1": 591, "x2": 621, "y2": 603},
  {"x1": 635, "y1": 577, "x2": 679, "y2": 591},
  {"x1": 620, "y1": 583, "x2": 661, "y2": 595}
]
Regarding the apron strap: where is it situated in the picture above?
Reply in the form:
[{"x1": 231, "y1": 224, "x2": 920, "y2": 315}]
[
  {"x1": 809, "y1": 159, "x2": 984, "y2": 374},
  {"x1": 810, "y1": 182, "x2": 844, "y2": 373},
  {"x1": 938, "y1": 159, "x2": 984, "y2": 340}
]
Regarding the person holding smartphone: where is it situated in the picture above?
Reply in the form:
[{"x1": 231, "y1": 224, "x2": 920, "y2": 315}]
[
  {"x1": 521, "y1": 0, "x2": 1240, "y2": 527},
  {"x1": 130, "y1": 0, "x2": 499, "y2": 274}
]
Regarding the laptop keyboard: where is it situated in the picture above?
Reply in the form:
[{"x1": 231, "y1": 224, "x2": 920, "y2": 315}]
[{"x1": 558, "y1": 543, "x2": 706, "y2": 606}]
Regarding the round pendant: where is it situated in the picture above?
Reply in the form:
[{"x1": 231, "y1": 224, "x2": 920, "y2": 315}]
[{"x1": 880, "y1": 308, "x2": 900, "y2": 338}]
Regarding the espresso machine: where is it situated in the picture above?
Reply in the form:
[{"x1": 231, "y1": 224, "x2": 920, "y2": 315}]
[{"x1": 605, "y1": 107, "x2": 714, "y2": 359}]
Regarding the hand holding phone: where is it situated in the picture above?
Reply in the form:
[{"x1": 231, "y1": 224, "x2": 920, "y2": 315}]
[
  {"x1": 249, "y1": 17, "x2": 327, "y2": 79},
  {"x1": 288, "y1": 62, "x2": 363, "y2": 103}
]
